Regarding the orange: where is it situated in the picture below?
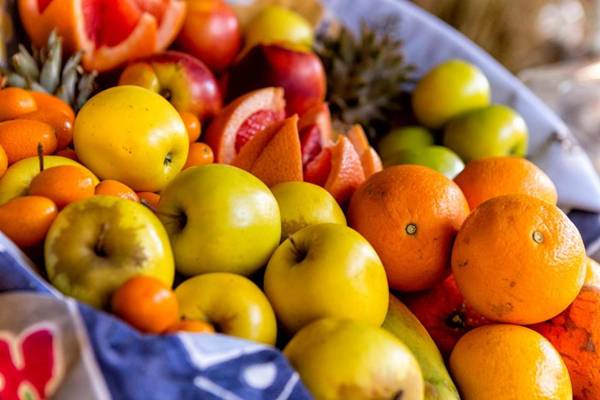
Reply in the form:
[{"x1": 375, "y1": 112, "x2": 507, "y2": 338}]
[
  {"x1": 0, "y1": 119, "x2": 56, "y2": 164},
  {"x1": 0, "y1": 196, "x2": 57, "y2": 248},
  {"x1": 324, "y1": 136, "x2": 365, "y2": 205},
  {"x1": 452, "y1": 194, "x2": 586, "y2": 324},
  {"x1": 180, "y1": 111, "x2": 201, "y2": 143},
  {"x1": 532, "y1": 284, "x2": 600, "y2": 400},
  {"x1": 137, "y1": 191, "x2": 160, "y2": 210},
  {"x1": 111, "y1": 275, "x2": 179, "y2": 334},
  {"x1": 166, "y1": 319, "x2": 215, "y2": 334},
  {"x1": 55, "y1": 148, "x2": 78, "y2": 161},
  {"x1": 29, "y1": 165, "x2": 95, "y2": 208},
  {"x1": 454, "y1": 156, "x2": 558, "y2": 209},
  {"x1": 345, "y1": 125, "x2": 382, "y2": 178},
  {"x1": 0, "y1": 145, "x2": 7, "y2": 178},
  {"x1": 29, "y1": 91, "x2": 75, "y2": 121},
  {"x1": 450, "y1": 324, "x2": 572, "y2": 400},
  {"x1": 348, "y1": 165, "x2": 470, "y2": 292},
  {"x1": 183, "y1": 143, "x2": 214, "y2": 170},
  {"x1": 233, "y1": 116, "x2": 303, "y2": 187},
  {"x1": 0, "y1": 88, "x2": 37, "y2": 121},
  {"x1": 20, "y1": 108, "x2": 74, "y2": 150},
  {"x1": 19, "y1": 0, "x2": 186, "y2": 72},
  {"x1": 95, "y1": 180, "x2": 139, "y2": 201}
]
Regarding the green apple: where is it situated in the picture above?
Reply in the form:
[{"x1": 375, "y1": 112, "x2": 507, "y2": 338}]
[
  {"x1": 44, "y1": 196, "x2": 174, "y2": 308},
  {"x1": 412, "y1": 59, "x2": 491, "y2": 129},
  {"x1": 270, "y1": 181, "x2": 346, "y2": 240},
  {"x1": 264, "y1": 223, "x2": 388, "y2": 333},
  {"x1": 175, "y1": 272, "x2": 277, "y2": 345},
  {"x1": 387, "y1": 145, "x2": 465, "y2": 179},
  {"x1": 443, "y1": 104, "x2": 528, "y2": 162},
  {"x1": 157, "y1": 164, "x2": 280, "y2": 276},
  {"x1": 0, "y1": 156, "x2": 98, "y2": 205},
  {"x1": 284, "y1": 318, "x2": 424, "y2": 400},
  {"x1": 378, "y1": 126, "x2": 434, "y2": 166}
]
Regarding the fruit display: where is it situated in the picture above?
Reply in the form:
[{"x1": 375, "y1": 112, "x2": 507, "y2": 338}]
[{"x1": 0, "y1": 2, "x2": 598, "y2": 399}]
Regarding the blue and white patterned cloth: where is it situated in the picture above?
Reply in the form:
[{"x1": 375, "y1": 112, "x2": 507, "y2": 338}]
[{"x1": 0, "y1": 234, "x2": 310, "y2": 400}]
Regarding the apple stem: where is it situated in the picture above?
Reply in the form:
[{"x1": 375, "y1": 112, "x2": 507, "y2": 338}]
[{"x1": 37, "y1": 143, "x2": 44, "y2": 172}]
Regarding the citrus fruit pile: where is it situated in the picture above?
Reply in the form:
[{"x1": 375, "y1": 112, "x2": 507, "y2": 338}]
[{"x1": 0, "y1": 2, "x2": 597, "y2": 399}]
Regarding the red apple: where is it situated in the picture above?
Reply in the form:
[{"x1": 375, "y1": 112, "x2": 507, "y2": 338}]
[
  {"x1": 119, "y1": 51, "x2": 222, "y2": 122},
  {"x1": 175, "y1": 0, "x2": 242, "y2": 72},
  {"x1": 403, "y1": 275, "x2": 491, "y2": 359},
  {"x1": 226, "y1": 44, "x2": 326, "y2": 117}
]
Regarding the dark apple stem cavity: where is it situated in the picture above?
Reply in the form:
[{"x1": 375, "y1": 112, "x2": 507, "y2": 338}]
[
  {"x1": 392, "y1": 390, "x2": 404, "y2": 400},
  {"x1": 164, "y1": 152, "x2": 173, "y2": 167},
  {"x1": 37, "y1": 143, "x2": 44, "y2": 172},
  {"x1": 446, "y1": 311, "x2": 465, "y2": 330},
  {"x1": 160, "y1": 88, "x2": 172, "y2": 101},
  {"x1": 94, "y1": 223, "x2": 109, "y2": 258},
  {"x1": 289, "y1": 237, "x2": 308, "y2": 264}
]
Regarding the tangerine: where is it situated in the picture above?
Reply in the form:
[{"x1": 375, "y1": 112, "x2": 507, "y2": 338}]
[
  {"x1": 0, "y1": 119, "x2": 56, "y2": 164},
  {"x1": 29, "y1": 165, "x2": 95, "y2": 208},
  {"x1": 0, "y1": 196, "x2": 57, "y2": 247},
  {"x1": 183, "y1": 143, "x2": 214, "y2": 170},
  {"x1": 0, "y1": 88, "x2": 37, "y2": 121},
  {"x1": 95, "y1": 180, "x2": 139, "y2": 201}
]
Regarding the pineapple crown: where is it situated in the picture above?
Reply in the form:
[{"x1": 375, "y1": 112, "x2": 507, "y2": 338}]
[
  {"x1": 315, "y1": 16, "x2": 414, "y2": 142},
  {"x1": 0, "y1": 30, "x2": 97, "y2": 110}
]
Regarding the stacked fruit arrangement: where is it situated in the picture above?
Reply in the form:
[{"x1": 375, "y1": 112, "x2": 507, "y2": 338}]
[{"x1": 0, "y1": 1, "x2": 597, "y2": 399}]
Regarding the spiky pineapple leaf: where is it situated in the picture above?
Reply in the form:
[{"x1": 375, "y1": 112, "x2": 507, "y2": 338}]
[{"x1": 315, "y1": 17, "x2": 414, "y2": 142}]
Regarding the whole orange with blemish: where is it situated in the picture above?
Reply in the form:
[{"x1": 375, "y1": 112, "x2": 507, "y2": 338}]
[
  {"x1": 348, "y1": 165, "x2": 470, "y2": 292},
  {"x1": 183, "y1": 143, "x2": 214, "y2": 169},
  {"x1": 0, "y1": 196, "x2": 57, "y2": 247},
  {"x1": 0, "y1": 119, "x2": 56, "y2": 164},
  {"x1": 179, "y1": 111, "x2": 201, "y2": 143},
  {"x1": 29, "y1": 165, "x2": 96, "y2": 208},
  {"x1": 452, "y1": 194, "x2": 586, "y2": 324},
  {"x1": 20, "y1": 108, "x2": 74, "y2": 150},
  {"x1": 454, "y1": 156, "x2": 557, "y2": 209},
  {"x1": 95, "y1": 180, "x2": 139, "y2": 201},
  {"x1": 0, "y1": 88, "x2": 37, "y2": 121},
  {"x1": 111, "y1": 275, "x2": 179, "y2": 334},
  {"x1": 450, "y1": 324, "x2": 572, "y2": 400},
  {"x1": 532, "y1": 283, "x2": 600, "y2": 400}
]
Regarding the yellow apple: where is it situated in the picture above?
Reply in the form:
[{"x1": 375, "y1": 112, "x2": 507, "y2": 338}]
[
  {"x1": 285, "y1": 318, "x2": 424, "y2": 400},
  {"x1": 73, "y1": 85, "x2": 189, "y2": 192},
  {"x1": 175, "y1": 273, "x2": 277, "y2": 345},
  {"x1": 270, "y1": 181, "x2": 346, "y2": 240},
  {"x1": 44, "y1": 196, "x2": 174, "y2": 308},
  {"x1": 264, "y1": 223, "x2": 389, "y2": 333},
  {"x1": 157, "y1": 164, "x2": 280, "y2": 276}
]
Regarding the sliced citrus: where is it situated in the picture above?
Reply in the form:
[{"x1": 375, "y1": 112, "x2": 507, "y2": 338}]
[
  {"x1": 204, "y1": 87, "x2": 285, "y2": 163},
  {"x1": 345, "y1": 125, "x2": 382, "y2": 178},
  {"x1": 18, "y1": 0, "x2": 186, "y2": 72}
]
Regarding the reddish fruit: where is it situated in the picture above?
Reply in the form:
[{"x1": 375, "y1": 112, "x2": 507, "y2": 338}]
[
  {"x1": 119, "y1": 51, "x2": 222, "y2": 121},
  {"x1": 204, "y1": 87, "x2": 285, "y2": 163},
  {"x1": 404, "y1": 275, "x2": 491, "y2": 358},
  {"x1": 232, "y1": 116, "x2": 302, "y2": 187},
  {"x1": 227, "y1": 44, "x2": 326, "y2": 116},
  {"x1": 175, "y1": 0, "x2": 241, "y2": 72},
  {"x1": 112, "y1": 275, "x2": 179, "y2": 334},
  {"x1": 19, "y1": 0, "x2": 187, "y2": 71}
]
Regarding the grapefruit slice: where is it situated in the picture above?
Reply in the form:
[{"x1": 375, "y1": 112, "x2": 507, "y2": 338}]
[
  {"x1": 298, "y1": 103, "x2": 334, "y2": 168},
  {"x1": 232, "y1": 116, "x2": 302, "y2": 187},
  {"x1": 304, "y1": 135, "x2": 366, "y2": 205},
  {"x1": 18, "y1": 0, "x2": 186, "y2": 71},
  {"x1": 204, "y1": 87, "x2": 285, "y2": 163},
  {"x1": 345, "y1": 124, "x2": 383, "y2": 178}
]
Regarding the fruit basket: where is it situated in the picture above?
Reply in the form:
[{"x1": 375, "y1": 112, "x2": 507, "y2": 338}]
[{"x1": 1, "y1": 0, "x2": 600, "y2": 399}]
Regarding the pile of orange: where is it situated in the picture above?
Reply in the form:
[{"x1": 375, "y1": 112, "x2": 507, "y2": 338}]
[{"x1": 348, "y1": 156, "x2": 591, "y2": 399}]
